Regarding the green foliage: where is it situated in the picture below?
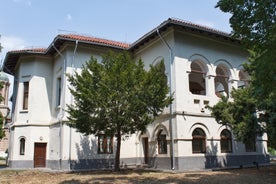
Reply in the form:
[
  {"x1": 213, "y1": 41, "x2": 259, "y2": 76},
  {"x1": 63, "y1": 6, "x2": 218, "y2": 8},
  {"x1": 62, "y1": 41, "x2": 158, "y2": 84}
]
[
  {"x1": 0, "y1": 112, "x2": 4, "y2": 139},
  {"x1": 67, "y1": 51, "x2": 172, "y2": 170},
  {"x1": 216, "y1": 0, "x2": 276, "y2": 148},
  {"x1": 268, "y1": 147, "x2": 276, "y2": 156},
  {"x1": 216, "y1": 0, "x2": 276, "y2": 52},
  {"x1": 208, "y1": 88, "x2": 260, "y2": 143}
]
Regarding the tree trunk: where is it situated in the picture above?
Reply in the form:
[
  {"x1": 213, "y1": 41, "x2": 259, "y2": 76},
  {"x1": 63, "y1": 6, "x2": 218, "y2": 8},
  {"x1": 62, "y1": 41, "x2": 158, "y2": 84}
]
[{"x1": 114, "y1": 130, "x2": 121, "y2": 171}]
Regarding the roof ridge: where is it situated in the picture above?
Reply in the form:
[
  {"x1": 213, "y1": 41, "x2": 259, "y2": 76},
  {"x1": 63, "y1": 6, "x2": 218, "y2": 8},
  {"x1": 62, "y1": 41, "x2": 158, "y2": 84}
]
[
  {"x1": 8, "y1": 48, "x2": 46, "y2": 53},
  {"x1": 58, "y1": 34, "x2": 130, "y2": 49},
  {"x1": 168, "y1": 17, "x2": 231, "y2": 36}
]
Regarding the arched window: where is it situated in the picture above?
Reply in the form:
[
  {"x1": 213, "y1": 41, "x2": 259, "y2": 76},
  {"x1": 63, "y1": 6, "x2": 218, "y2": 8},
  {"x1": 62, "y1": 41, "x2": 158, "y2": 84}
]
[
  {"x1": 192, "y1": 128, "x2": 206, "y2": 153},
  {"x1": 215, "y1": 65, "x2": 230, "y2": 97},
  {"x1": 220, "y1": 129, "x2": 232, "y2": 153},
  {"x1": 238, "y1": 70, "x2": 249, "y2": 88},
  {"x1": 189, "y1": 61, "x2": 207, "y2": 95},
  {"x1": 19, "y1": 138, "x2": 25, "y2": 155},
  {"x1": 157, "y1": 130, "x2": 167, "y2": 154}
]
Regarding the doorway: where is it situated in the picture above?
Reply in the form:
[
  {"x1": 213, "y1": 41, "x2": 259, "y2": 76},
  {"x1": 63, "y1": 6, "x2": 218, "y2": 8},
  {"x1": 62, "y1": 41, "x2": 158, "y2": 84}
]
[
  {"x1": 34, "y1": 143, "x2": 47, "y2": 167},
  {"x1": 142, "y1": 137, "x2": 149, "y2": 164}
]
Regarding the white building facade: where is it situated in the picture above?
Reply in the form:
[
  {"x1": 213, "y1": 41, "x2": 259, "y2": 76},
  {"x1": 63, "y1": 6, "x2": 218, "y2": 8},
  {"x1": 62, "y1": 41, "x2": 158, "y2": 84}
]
[{"x1": 3, "y1": 18, "x2": 269, "y2": 170}]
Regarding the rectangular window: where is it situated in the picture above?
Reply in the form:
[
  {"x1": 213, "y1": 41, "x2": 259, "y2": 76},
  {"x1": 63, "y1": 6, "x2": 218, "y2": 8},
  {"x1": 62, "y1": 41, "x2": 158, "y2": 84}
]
[
  {"x1": 192, "y1": 138, "x2": 206, "y2": 153},
  {"x1": 221, "y1": 138, "x2": 232, "y2": 153},
  {"x1": 98, "y1": 135, "x2": 113, "y2": 154},
  {"x1": 20, "y1": 138, "x2": 25, "y2": 155},
  {"x1": 23, "y1": 82, "x2": 29, "y2": 110},
  {"x1": 158, "y1": 134, "x2": 167, "y2": 154},
  {"x1": 56, "y1": 77, "x2": 62, "y2": 106}
]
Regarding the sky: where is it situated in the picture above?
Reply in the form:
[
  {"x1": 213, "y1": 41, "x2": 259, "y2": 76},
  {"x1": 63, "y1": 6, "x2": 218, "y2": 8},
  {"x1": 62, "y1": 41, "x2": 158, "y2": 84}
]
[{"x1": 0, "y1": 0, "x2": 232, "y2": 62}]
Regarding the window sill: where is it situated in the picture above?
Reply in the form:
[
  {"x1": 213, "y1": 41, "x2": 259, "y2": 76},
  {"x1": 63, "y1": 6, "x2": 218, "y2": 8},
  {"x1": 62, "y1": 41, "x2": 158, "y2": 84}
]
[
  {"x1": 158, "y1": 153, "x2": 168, "y2": 157},
  {"x1": 19, "y1": 110, "x2": 28, "y2": 114}
]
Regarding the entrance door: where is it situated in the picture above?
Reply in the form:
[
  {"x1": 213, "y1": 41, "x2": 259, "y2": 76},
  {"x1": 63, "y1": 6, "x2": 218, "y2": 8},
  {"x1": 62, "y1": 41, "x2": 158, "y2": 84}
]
[
  {"x1": 34, "y1": 143, "x2": 47, "y2": 167},
  {"x1": 142, "y1": 138, "x2": 149, "y2": 164}
]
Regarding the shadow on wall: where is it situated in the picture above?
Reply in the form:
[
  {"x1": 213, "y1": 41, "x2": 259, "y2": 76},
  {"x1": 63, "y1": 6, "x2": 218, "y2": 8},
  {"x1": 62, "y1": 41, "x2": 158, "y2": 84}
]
[
  {"x1": 149, "y1": 141, "x2": 157, "y2": 167},
  {"x1": 71, "y1": 135, "x2": 116, "y2": 170},
  {"x1": 205, "y1": 139, "x2": 270, "y2": 169},
  {"x1": 205, "y1": 139, "x2": 219, "y2": 168}
]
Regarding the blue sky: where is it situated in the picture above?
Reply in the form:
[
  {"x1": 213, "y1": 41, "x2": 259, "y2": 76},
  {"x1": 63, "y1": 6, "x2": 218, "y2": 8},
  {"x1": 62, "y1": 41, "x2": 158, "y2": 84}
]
[{"x1": 0, "y1": 0, "x2": 232, "y2": 61}]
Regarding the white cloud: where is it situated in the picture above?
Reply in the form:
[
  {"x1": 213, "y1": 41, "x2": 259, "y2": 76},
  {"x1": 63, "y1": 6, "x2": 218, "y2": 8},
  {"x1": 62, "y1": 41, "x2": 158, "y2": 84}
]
[
  {"x1": 66, "y1": 14, "x2": 72, "y2": 21},
  {"x1": 0, "y1": 35, "x2": 28, "y2": 60},
  {"x1": 1, "y1": 35, "x2": 27, "y2": 51}
]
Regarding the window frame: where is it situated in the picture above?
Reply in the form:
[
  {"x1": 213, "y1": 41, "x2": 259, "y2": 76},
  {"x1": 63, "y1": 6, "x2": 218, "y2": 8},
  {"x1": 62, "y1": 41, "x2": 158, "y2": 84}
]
[
  {"x1": 192, "y1": 128, "x2": 206, "y2": 153},
  {"x1": 189, "y1": 61, "x2": 207, "y2": 95},
  {"x1": 214, "y1": 65, "x2": 230, "y2": 97},
  {"x1": 56, "y1": 77, "x2": 62, "y2": 107},
  {"x1": 19, "y1": 138, "x2": 25, "y2": 155},
  {"x1": 220, "y1": 129, "x2": 232, "y2": 153},
  {"x1": 98, "y1": 134, "x2": 113, "y2": 154},
  {"x1": 22, "y1": 82, "x2": 29, "y2": 110},
  {"x1": 157, "y1": 132, "x2": 167, "y2": 154}
]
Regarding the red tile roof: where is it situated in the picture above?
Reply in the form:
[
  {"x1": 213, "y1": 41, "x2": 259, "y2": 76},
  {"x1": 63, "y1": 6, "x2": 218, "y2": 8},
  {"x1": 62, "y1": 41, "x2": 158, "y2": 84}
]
[
  {"x1": 8, "y1": 48, "x2": 46, "y2": 54},
  {"x1": 58, "y1": 34, "x2": 130, "y2": 49},
  {"x1": 168, "y1": 18, "x2": 230, "y2": 37}
]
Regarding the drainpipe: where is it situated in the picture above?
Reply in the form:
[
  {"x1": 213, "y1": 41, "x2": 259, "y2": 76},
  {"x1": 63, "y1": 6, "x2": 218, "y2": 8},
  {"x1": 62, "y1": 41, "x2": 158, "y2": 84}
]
[
  {"x1": 156, "y1": 29, "x2": 175, "y2": 170},
  {"x1": 52, "y1": 43, "x2": 66, "y2": 170},
  {"x1": 69, "y1": 40, "x2": 78, "y2": 170}
]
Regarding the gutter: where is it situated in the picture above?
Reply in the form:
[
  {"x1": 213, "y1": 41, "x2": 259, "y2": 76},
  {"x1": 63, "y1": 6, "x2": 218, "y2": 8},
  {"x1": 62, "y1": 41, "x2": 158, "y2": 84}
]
[
  {"x1": 52, "y1": 43, "x2": 66, "y2": 170},
  {"x1": 69, "y1": 40, "x2": 78, "y2": 170},
  {"x1": 156, "y1": 29, "x2": 175, "y2": 170}
]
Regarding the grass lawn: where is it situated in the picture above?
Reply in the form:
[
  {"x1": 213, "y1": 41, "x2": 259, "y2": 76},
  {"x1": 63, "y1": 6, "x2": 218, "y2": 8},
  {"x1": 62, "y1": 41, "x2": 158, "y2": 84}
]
[{"x1": 0, "y1": 165, "x2": 275, "y2": 184}]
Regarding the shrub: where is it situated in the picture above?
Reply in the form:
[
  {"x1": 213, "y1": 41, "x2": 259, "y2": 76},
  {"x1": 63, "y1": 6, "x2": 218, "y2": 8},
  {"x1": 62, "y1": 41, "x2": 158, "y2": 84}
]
[{"x1": 268, "y1": 147, "x2": 276, "y2": 156}]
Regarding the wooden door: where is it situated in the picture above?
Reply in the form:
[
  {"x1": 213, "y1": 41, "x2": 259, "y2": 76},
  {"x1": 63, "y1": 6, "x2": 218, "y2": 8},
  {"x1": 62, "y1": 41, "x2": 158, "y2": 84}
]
[
  {"x1": 34, "y1": 143, "x2": 47, "y2": 167},
  {"x1": 142, "y1": 138, "x2": 149, "y2": 164}
]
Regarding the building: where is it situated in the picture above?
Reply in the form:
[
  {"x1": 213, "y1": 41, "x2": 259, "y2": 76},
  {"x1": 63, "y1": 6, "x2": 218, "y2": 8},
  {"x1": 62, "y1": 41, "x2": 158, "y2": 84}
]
[
  {"x1": 3, "y1": 18, "x2": 269, "y2": 170},
  {"x1": 0, "y1": 71, "x2": 10, "y2": 157}
]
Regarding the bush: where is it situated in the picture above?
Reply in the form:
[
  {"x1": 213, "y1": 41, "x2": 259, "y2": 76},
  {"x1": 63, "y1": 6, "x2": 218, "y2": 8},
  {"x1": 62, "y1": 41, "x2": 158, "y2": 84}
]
[{"x1": 268, "y1": 147, "x2": 276, "y2": 156}]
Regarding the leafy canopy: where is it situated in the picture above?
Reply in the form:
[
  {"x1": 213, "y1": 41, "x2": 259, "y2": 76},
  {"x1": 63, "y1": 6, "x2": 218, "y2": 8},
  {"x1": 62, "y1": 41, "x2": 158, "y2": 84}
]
[
  {"x1": 67, "y1": 51, "x2": 172, "y2": 170},
  {"x1": 67, "y1": 51, "x2": 172, "y2": 135},
  {"x1": 208, "y1": 88, "x2": 261, "y2": 144},
  {"x1": 214, "y1": 0, "x2": 276, "y2": 147}
]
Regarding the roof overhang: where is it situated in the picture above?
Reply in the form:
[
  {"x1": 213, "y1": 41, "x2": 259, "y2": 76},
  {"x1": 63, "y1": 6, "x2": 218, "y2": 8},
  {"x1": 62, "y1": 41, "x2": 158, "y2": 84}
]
[
  {"x1": 3, "y1": 18, "x2": 240, "y2": 75},
  {"x1": 3, "y1": 35, "x2": 130, "y2": 75},
  {"x1": 129, "y1": 18, "x2": 239, "y2": 51}
]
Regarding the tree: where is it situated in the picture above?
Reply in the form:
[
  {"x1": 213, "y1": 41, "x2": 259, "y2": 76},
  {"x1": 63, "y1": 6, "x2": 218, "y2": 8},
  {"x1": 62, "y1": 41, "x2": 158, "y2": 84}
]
[
  {"x1": 213, "y1": 0, "x2": 276, "y2": 147},
  {"x1": 67, "y1": 51, "x2": 173, "y2": 171},
  {"x1": 208, "y1": 88, "x2": 262, "y2": 144}
]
